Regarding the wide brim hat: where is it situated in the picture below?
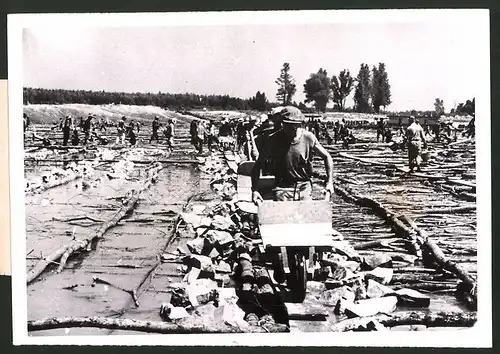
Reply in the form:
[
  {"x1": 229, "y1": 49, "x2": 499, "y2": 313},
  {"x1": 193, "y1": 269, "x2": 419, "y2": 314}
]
[{"x1": 279, "y1": 106, "x2": 306, "y2": 124}]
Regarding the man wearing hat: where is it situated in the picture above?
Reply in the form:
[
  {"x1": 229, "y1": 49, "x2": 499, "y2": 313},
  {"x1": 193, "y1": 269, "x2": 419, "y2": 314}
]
[
  {"x1": 150, "y1": 116, "x2": 160, "y2": 144},
  {"x1": 251, "y1": 106, "x2": 334, "y2": 203},
  {"x1": 406, "y1": 116, "x2": 427, "y2": 172},
  {"x1": 116, "y1": 116, "x2": 126, "y2": 145},
  {"x1": 61, "y1": 115, "x2": 72, "y2": 146}
]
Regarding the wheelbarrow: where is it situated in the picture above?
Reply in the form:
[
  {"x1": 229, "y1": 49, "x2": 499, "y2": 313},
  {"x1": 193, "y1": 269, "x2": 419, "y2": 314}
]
[{"x1": 257, "y1": 192, "x2": 335, "y2": 302}]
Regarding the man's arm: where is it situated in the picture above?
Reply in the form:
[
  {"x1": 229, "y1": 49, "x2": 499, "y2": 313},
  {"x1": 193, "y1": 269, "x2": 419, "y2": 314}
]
[
  {"x1": 313, "y1": 141, "x2": 334, "y2": 194},
  {"x1": 250, "y1": 155, "x2": 264, "y2": 205},
  {"x1": 420, "y1": 127, "x2": 427, "y2": 148}
]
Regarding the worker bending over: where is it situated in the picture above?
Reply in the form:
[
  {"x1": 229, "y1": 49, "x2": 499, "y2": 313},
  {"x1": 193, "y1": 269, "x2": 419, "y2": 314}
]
[{"x1": 251, "y1": 106, "x2": 333, "y2": 204}]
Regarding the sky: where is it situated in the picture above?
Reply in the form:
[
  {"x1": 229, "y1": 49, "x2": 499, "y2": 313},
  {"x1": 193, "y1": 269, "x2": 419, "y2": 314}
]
[{"x1": 22, "y1": 14, "x2": 486, "y2": 112}]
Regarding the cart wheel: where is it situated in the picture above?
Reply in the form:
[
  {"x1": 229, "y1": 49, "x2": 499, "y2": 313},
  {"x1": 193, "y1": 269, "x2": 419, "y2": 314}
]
[
  {"x1": 272, "y1": 252, "x2": 286, "y2": 284},
  {"x1": 290, "y1": 254, "x2": 307, "y2": 303}
]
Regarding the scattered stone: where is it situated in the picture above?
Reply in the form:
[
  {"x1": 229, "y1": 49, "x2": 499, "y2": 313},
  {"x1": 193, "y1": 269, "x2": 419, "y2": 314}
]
[
  {"x1": 160, "y1": 253, "x2": 182, "y2": 262},
  {"x1": 365, "y1": 267, "x2": 393, "y2": 285},
  {"x1": 351, "y1": 277, "x2": 367, "y2": 300},
  {"x1": 183, "y1": 255, "x2": 214, "y2": 273},
  {"x1": 205, "y1": 230, "x2": 234, "y2": 248},
  {"x1": 214, "y1": 301, "x2": 248, "y2": 328},
  {"x1": 192, "y1": 204, "x2": 207, "y2": 215},
  {"x1": 320, "y1": 286, "x2": 355, "y2": 306},
  {"x1": 211, "y1": 215, "x2": 235, "y2": 230},
  {"x1": 285, "y1": 302, "x2": 329, "y2": 321},
  {"x1": 331, "y1": 241, "x2": 361, "y2": 261},
  {"x1": 366, "y1": 320, "x2": 388, "y2": 331},
  {"x1": 215, "y1": 260, "x2": 232, "y2": 273},
  {"x1": 186, "y1": 237, "x2": 207, "y2": 255},
  {"x1": 307, "y1": 281, "x2": 327, "y2": 293},
  {"x1": 366, "y1": 279, "x2": 395, "y2": 299},
  {"x1": 395, "y1": 288, "x2": 431, "y2": 307},
  {"x1": 343, "y1": 261, "x2": 361, "y2": 273},
  {"x1": 334, "y1": 298, "x2": 353, "y2": 315},
  {"x1": 313, "y1": 266, "x2": 331, "y2": 281},
  {"x1": 391, "y1": 253, "x2": 418, "y2": 264},
  {"x1": 159, "y1": 303, "x2": 190, "y2": 321},
  {"x1": 344, "y1": 296, "x2": 398, "y2": 318},
  {"x1": 362, "y1": 254, "x2": 393, "y2": 270},
  {"x1": 184, "y1": 268, "x2": 202, "y2": 284}
]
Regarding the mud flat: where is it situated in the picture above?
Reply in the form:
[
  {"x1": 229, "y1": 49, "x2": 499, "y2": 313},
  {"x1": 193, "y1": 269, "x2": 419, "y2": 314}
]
[{"x1": 24, "y1": 105, "x2": 477, "y2": 335}]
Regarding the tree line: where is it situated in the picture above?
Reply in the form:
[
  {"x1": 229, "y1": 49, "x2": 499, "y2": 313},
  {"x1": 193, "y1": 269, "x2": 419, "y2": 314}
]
[
  {"x1": 23, "y1": 87, "x2": 273, "y2": 111},
  {"x1": 276, "y1": 62, "x2": 391, "y2": 113}
]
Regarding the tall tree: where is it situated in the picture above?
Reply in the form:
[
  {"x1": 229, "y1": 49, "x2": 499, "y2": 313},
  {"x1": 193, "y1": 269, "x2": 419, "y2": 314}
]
[
  {"x1": 434, "y1": 98, "x2": 445, "y2": 116},
  {"x1": 303, "y1": 68, "x2": 331, "y2": 112},
  {"x1": 275, "y1": 62, "x2": 297, "y2": 105},
  {"x1": 250, "y1": 91, "x2": 269, "y2": 111},
  {"x1": 371, "y1": 63, "x2": 392, "y2": 113},
  {"x1": 354, "y1": 63, "x2": 371, "y2": 113},
  {"x1": 331, "y1": 69, "x2": 354, "y2": 111}
]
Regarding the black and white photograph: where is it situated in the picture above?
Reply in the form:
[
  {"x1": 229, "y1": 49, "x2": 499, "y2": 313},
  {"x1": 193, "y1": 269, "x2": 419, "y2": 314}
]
[{"x1": 8, "y1": 10, "x2": 491, "y2": 346}]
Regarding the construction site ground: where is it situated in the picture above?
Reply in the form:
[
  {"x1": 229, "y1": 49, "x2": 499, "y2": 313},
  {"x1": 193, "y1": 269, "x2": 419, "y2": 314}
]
[{"x1": 24, "y1": 106, "x2": 477, "y2": 335}]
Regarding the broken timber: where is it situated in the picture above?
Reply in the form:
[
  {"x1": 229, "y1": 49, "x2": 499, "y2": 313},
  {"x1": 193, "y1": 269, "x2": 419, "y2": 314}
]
[
  {"x1": 26, "y1": 162, "x2": 164, "y2": 284},
  {"x1": 27, "y1": 316, "x2": 289, "y2": 334},
  {"x1": 333, "y1": 184, "x2": 477, "y2": 307},
  {"x1": 330, "y1": 311, "x2": 477, "y2": 332}
]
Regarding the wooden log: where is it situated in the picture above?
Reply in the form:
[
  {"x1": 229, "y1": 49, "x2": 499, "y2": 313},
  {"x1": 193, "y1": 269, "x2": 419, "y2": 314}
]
[
  {"x1": 338, "y1": 152, "x2": 396, "y2": 167},
  {"x1": 353, "y1": 238, "x2": 400, "y2": 250},
  {"x1": 27, "y1": 316, "x2": 289, "y2": 334},
  {"x1": 26, "y1": 163, "x2": 164, "y2": 284},
  {"x1": 391, "y1": 282, "x2": 458, "y2": 291},
  {"x1": 26, "y1": 172, "x2": 82, "y2": 195},
  {"x1": 421, "y1": 206, "x2": 475, "y2": 215},
  {"x1": 330, "y1": 311, "x2": 477, "y2": 332},
  {"x1": 333, "y1": 184, "x2": 477, "y2": 305}
]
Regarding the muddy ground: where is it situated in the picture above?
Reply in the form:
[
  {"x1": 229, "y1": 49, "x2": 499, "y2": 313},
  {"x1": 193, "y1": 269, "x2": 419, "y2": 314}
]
[{"x1": 24, "y1": 106, "x2": 476, "y2": 335}]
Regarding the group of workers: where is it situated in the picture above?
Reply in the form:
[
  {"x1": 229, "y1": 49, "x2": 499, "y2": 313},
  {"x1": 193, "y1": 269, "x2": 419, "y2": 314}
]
[
  {"x1": 189, "y1": 119, "x2": 219, "y2": 154},
  {"x1": 55, "y1": 114, "x2": 110, "y2": 146}
]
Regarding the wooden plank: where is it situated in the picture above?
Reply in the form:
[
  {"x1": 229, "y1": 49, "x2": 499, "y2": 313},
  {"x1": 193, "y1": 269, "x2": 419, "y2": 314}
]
[
  {"x1": 260, "y1": 223, "x2": 335, "y2": 247},
  {"x1": 258, "y1": 201, "x2": 332, "y2": 225}
]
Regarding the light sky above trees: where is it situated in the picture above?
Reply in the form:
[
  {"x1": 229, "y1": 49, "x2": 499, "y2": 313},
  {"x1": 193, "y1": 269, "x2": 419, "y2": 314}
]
[{"x1": 22, "y1": 11, "x2": 487, "y2": 111}]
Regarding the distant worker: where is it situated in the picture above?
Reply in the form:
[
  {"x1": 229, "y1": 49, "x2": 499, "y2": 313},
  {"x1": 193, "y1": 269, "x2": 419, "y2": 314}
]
[
  {"x1": 150, "y1": 116, "x2": 160, "y2": 144},
  {"x1": 406, "y1": 116, "x2": 427, "y2": 172},
  {"x1": 206, "y1": 121, "x2": 218, "y2": 152},
  {"x1": 397, "y1": 117, "x2": 404, "y2": 136},
  {"x1": 196, "y1": 120, "x2": 206, "y2": 154},
  {"x1": 342, "y1": 127, "x2": 356, "y2": 149},
  {"x1": 465, "y1": 114, "x2": 475, "y2": 138},
  {"x1": 116, "y1": 116, "x2": 126, "y2": 145},
  {"x1": 127, "y1": 120, "x2": 137, "y2": 146},
  {"x1": 333, "y1": 120, "x2": 340, "y2": 144},
  {"x1": 163, "y1": 118, "x2": 174, "y2": 151},
  {"x1": 251, "y1": 106, "x2": 334, "y2": 203},
  {"x1": 82, "y1": 114, "x2": 94, "y2": 145},
  {"x1": 71, "y1": 127, "x2": 80, "y2": 146},
  {"x1": 376, "y1": 117, "x2": 387, "y2": 142},
  {"x1": 423, "y1": 119, "x2": 431, "y2": 137},
  {"x1": 62, "y1": 115, "x2": 72, "y2": 146},
  {"x1": 219, "y1": 118, "x2": 233, "y2": 137},
  {"x1": 249, "y1": 118, "x2": 277, "y2": 176},
  {"x1": 23, "y1": 113, "x2": 31, "y2": 133},
  {"x1": 190, "y1": 120, "x2": 198, "y2": 150}
]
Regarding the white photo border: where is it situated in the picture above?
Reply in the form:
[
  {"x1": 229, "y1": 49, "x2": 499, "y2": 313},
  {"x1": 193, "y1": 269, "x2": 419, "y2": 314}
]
[{"x1": 8, "y1": 9, "x2": 492, "y2": 347}]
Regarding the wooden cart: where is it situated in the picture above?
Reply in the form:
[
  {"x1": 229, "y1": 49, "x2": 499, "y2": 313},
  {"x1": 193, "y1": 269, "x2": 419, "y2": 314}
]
[{"x1": 257, "y1": 199, "x2": 335, "y2": 302}]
